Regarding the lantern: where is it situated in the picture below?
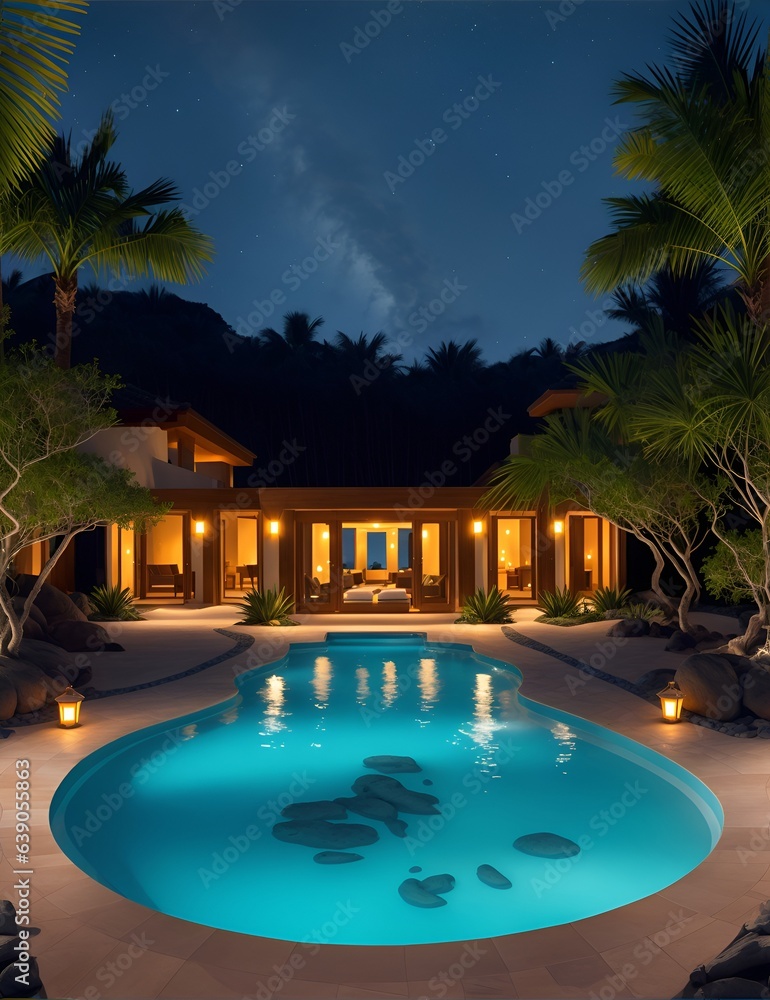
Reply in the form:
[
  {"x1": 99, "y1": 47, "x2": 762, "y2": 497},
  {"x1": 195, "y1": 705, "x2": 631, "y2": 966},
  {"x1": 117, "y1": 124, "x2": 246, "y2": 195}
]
[
  {"x1": 657, "y1": 680, "x2": 684, "y2": 723},
  {"x1": 55, "y1": 686, "x2": 85, "y2": 728}
]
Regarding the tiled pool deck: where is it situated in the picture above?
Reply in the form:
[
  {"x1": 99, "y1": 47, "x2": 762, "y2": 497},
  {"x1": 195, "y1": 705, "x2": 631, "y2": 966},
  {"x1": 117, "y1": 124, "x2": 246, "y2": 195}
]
[{"x1": 1, "y1": 606, "x2": 768, "y2": 999}]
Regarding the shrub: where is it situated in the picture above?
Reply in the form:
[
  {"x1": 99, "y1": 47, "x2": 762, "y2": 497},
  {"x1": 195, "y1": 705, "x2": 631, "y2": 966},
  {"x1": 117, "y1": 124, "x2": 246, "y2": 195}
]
[
  {"x1": 537, "y1": 586, "x2": 581, "y2": 619},
  {"x1": 587, "y1": 586, "x2": 633, "y2": 615},
  {"x1": 88, "y1": 584, "x2": 143, "y2": 621},
  {"x1": 236, "y1": 586, "x2": 299, "y2": 626},
  {"x1": 455, "y1": 586, "x2": 514, "y2": 624},
  {"x1": 620, "y1": 601, "x2": 665, "y2": 622}
]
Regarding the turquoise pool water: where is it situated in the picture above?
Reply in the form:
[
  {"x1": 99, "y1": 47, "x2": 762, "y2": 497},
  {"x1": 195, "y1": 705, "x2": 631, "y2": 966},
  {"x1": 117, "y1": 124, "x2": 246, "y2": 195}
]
[{"x1": 50, "y1": 633, "x2": 722, "y2": 945}]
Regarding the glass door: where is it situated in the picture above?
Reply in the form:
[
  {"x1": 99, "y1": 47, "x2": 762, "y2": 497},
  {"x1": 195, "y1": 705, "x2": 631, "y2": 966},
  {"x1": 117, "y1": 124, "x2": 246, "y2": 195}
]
[
  {"x1": 298, "y1": 521, "x2": 338, "y2": 611},
  {"x1": 414, "y1": 521, "x2": 452, "y2": 610},
  {"x1": 492, "y1": 516, "x2": 536, "y2": 599},
  {"x1": 567, "y1": 514, "x2": 602, "y2": 592}
]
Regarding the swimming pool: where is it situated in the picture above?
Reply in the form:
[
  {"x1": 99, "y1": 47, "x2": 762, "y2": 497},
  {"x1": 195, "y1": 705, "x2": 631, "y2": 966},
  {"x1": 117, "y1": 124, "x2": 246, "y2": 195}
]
[{"x1": 50, "y1": 633, "x2": 722, "y2": 945}]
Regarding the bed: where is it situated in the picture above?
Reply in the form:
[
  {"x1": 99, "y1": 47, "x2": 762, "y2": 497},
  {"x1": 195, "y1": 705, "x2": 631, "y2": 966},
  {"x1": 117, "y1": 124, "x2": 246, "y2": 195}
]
[{"x1": 342, "y1": 585, "x2": 411, "y2": 612}]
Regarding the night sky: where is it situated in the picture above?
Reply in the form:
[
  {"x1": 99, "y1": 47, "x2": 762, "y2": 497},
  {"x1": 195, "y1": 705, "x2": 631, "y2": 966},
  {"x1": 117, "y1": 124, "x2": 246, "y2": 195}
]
[{"x1": 52, "y1": 1, "x2": 693, "y2": 363}]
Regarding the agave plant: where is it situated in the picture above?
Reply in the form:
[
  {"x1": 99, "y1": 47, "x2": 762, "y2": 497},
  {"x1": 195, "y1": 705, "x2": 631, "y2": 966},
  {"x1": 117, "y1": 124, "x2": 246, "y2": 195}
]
[
  {"x1": 88, "y1": 584, "x2": 143, "y2": 621},
  {"x1": 455, "y1": 586, "x2": 514, "y2": 624},
  {"x1": 537, "y1": 586, "x2": 582, "y2": 619},
  {"x1": 588, "y1": 586, "x2": 633, "y2": 615},
  {"x1": 236, "y1": 586, "x2": 299, "y2": 626}
]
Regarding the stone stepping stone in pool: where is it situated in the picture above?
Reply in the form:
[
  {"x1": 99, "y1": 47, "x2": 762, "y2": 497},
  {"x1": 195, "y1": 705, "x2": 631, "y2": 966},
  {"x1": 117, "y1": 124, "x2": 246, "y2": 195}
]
[
  {"x1": 398, "y1": 877, "x2": 447, "y2": 908},
  {"x1": 272, "y1": 820, "x2": 379, "y2": 849},
  {"x1": 419, "y1": 873, "x2": 455, "y2": 895},
  {"x1": 477, "y1": 864, "x2": 512, "y2": 890},
  {"x1": 513, "y1": 832, "x2": 581, "y2": 859},
  {"x1": 363, "y1": 755, "x2": 422, "y2": 774},
  {"x1": 386, "y1": 818, "x2": 408, "y2": 839},
  {"x1": 313, "y1": 851, "x2": 363, "y2": 865},
  {"x1": 352, "y1": 775, "x2": 440, "y2": 815},
  {"x1": 281, "y1": 800, "x2": 348, "y2": 821},
  {"x1": 334, "y1": 795, "x2": 399, "y2": 823}
]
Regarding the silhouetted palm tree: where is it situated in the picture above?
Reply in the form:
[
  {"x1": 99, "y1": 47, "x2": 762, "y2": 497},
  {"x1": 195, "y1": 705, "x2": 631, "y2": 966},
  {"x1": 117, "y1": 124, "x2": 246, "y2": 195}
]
[
  {"x1": 260, "y1": 311, "x2": 325, "y2": 362},
  {"x1": 424, "y1": 338, "x2": 483, "y2": 378},
  {"x1": 534, "y1": 337, "x2": 563, "y2": 360},
  {"x1": 0, "y1": 110, "x2": 214, "y2": 367}
]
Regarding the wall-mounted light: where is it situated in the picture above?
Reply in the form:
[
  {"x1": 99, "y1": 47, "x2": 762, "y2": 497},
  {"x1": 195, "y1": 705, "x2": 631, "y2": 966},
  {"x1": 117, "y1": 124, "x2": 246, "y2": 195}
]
[
  {"x1": 553, "y1": 520, "x2": 564, "y2": 535},
  {"x1": 194, "y1": 520, "x2": 205, "y2": 535},
  {"x1": 55, "y1": 686, "x2": 84, "y2": 728},
  {"x1": 422, "y1": 529, "x2": 429, "y2": 539},
  {"x1": 473, "y1": 521, "x2": 483, "y2": 534},
  {"x1": 269, "y1": 520, "x2": 279, "y2": 535}
]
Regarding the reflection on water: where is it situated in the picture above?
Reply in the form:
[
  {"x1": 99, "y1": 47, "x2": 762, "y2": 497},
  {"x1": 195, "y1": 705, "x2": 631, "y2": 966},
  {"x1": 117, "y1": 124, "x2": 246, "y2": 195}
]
[
  {"x1": 552, "y1": 721, "x2": 577, "y2": 774},
  {"x1": 312, "y1": 656, "x2": 332, "y2": 708},
  {"x1": 457, "y1": 672, "x2": 505, "y2": 775},
  {"x1": 259, "y1": 674, "x2": 288, "y2": 737},
  {"x1": 179, "y1": 723, "x2": 198, "y2": 741},
  {"x1": 381, "y1": 660, "x2": 398, "y2": 708},
  {"x1": 355, "y1": 667, "x2": 370, "y2": 704},
  {"x1": 417, "y1": 658, "x2": 439, "y2": 724},
  {"x1": 219, "y1": 707, "x2": 239, "y2": 727}
]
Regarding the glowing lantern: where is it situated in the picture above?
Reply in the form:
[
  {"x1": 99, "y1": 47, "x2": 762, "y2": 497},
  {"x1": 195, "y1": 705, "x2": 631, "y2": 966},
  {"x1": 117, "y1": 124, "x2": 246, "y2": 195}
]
[
  {"x1": 55, "y1": 686, "x2": 85, "y2": 728},
  {"x1": 657, "y1": 681, "x2": 684, "y2": 723}
]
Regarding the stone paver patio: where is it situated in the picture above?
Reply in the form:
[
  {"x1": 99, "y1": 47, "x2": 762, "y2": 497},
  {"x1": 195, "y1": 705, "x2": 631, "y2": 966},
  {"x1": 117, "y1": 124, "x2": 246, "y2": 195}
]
[{"x1": 1, "y1": 605, "x2": 767, "y2": 999}]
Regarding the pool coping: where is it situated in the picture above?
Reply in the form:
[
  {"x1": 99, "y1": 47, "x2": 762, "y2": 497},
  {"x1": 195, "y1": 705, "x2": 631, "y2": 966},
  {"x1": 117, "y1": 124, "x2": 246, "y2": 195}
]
[{"x1": 2, "y1": 609, "x2": 768, "y2": 999}]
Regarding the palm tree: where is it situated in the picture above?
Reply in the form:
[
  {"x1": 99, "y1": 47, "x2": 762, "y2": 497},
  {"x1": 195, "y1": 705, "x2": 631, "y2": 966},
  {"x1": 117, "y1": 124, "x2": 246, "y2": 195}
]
[
  {"x1": 259, "y1": 311, "x2": 325, "y2": 363},
  {"x1": 424, "y1": 339, "x2": 483, "y2": 378},
  {"x1": 581, "y1": 0, "x2": 770, "y2": 321},
  {"x1": 0, "y1": 111, "x2": 214, "y2": 367},
  {"x1": 0, "y1": 0, "x2": 88, "y2": 192},
  {"x1": 331, "y1": 330, "x2": 402, "y2": 377},
  {"x1": 534, "y1": 337, "x2": 563, "y2": 360}
]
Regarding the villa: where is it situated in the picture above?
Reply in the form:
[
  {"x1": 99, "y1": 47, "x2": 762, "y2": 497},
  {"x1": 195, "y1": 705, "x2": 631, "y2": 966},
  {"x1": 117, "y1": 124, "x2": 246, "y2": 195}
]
[{"x1": 19, "y1": 384, "x2": 625, "y2": 613}]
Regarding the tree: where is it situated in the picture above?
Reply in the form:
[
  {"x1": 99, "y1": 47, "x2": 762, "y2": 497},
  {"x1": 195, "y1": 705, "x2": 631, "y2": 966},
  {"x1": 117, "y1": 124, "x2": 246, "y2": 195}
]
[
  {"x1": 581, "y1": 0, "x2": 770, "y2": 321},
  {"x1": 0, "y1": 110, "x2": 214, "y2": 368},
  {"x1": 259, "y1": 311, "x2": 326, "y2": 363},
  {"x1": 0, "y1": 348, "x2": 166, "y2": 655},
  {"x1": 424, "y1": 339, "x2": 484, "y2": 379},
  {"x1": 481, "y1": 404, "x2": 713, "y2": 633},
  {"x1": 0, "y1": 0, "x2": 88, "y2": 192},
  {"x1": 603, "y1": 306, "x2": 770, "y2": 654}
]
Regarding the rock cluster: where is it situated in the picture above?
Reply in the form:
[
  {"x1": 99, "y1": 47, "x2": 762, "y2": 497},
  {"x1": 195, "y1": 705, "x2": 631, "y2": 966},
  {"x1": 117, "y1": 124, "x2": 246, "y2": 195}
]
[
  {"x1": 0, "y1": 899, "x2": 44, "y2": 998},
  {"x1": 0, "y1": 578, "x2": 122, "y2": 722},
  {"x1": 271, "y1": 757, "x2": 579, "y2": 912},
  {"x1": 673, "y1": 900, "x2": 770, "y2": 998}
]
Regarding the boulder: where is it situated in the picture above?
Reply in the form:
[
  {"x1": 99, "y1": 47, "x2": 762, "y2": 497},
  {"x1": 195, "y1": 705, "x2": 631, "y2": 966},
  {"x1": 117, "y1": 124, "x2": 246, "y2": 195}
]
[
  {"x1": 741, "y1": 666, "x2": 770, "y2": 721},
  {"x1": 0, "y1": 658, "x2": 49, "y2": 713},
  {"x1": 351, "y1": 774, "x2": 440, "y2": 814},
  {"x1": 18, "y1": 639, "x2": 81, "y2": 683},
  {"x1": 419, "y1": 873, "x2": 455, "y2": 895},
  {"x1": 363, "y1": 755, "x2": 421, "y2": 774},
  {"x1": 666, "y1": 630, "x2": 697, "y2": 652},
  {"x1": 271, "y1": 820, "x2": 379, "y2": 849},
  {"x1": 21, "y1": 617, "x2": 45, "y2": 642},
  {"x1": 648, "y1": 621, "x2": 676, "y2": 639},
  {"x1": 313, "y1": 852, "x2": 363, "y2": 865},
  {"x1": 11, "y1": 597, "x2": 48, "y2": 631},
  {"x1": 386, "y1": 819, "x2": 408, "y2": 838},
  {"x1": 514, "y1": 832, "x2": 581, "y2": 859},
  {"x1": 47, "y1": 620, "x2": 117, "y2": 653},
  {"x1": 477, "y1": 864, "x2": 512, "y2": 889},
  {"x1": 607, "y1": 618, "x2": 650, "y2": 638},
  {"x1": 15, "y1": 577, "x2": 87, "y2": 626},
  {"x1": 0, "y1": 902, "x2": 16, "y2": 936},
  {"x1": 0, "y1": 677, "x2": 17, "y2": 722},
  {"x1": 281, "y1": 801, "x2": 347, "y2": 821},
  {"x1": 335, "y1": 795, "x2": 399, "y2": 822},
  {"x1": 694, "y1": 979, "x2": 770, "y2": 998},
  {"x1": 0, "y1": 956, "x2": 42, "y2": 997},
  {"x1": 675, "y1": 654, "x2": 742, "y2": 721},
  {"x1": 635, "y1": 668, "x2": 676, "y2": 697},
  {"x1": 398, "y1": 878, "x2": 446, "y2": 908},
  {"x1": 721, "y1": 654, "x2": 755, "y2": 677},
  {"x1": 68, "y1": 591, "x2": 93, "y2": 616},
  {"x1": 0, "y1": 932, "x2": 22, "y2": 968}
]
